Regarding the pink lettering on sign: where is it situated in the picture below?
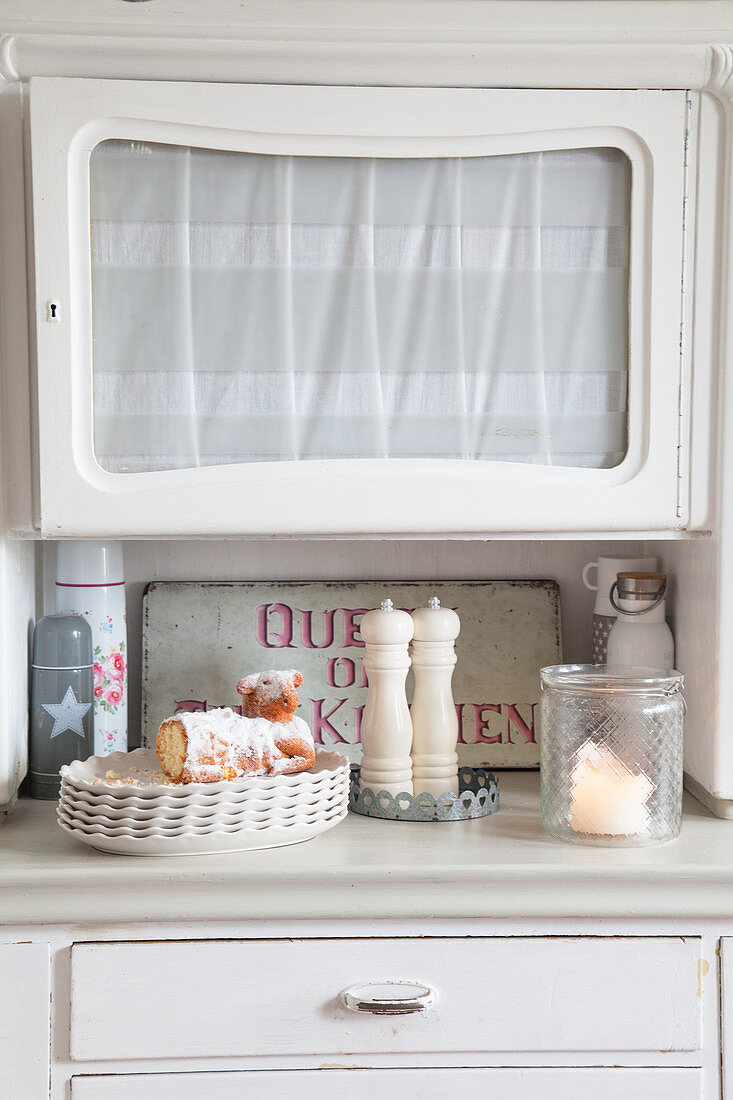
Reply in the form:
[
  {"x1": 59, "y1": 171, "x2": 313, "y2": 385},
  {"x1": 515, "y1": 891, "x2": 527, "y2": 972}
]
[
  {"x1": 505, "y1": 703, "x2": 537, "y2": 744},
  {"x1": 310, "y1": 697, "x2": 349, "y2": 744},
  {"x1": 325, "y1": 656, "x2": 370, "y2": 689},
  {"x1": 455, "y1": 702, "x2": 466, "y2": 743},
  {"x1": 174, "y1": 699, "x2": 206, "y2": 713},
  {"x1": 352, "y1": 703, "x2": 365, "y2": 743},
  {"x1": 327, "y1": 657, "x2": 355, "y2": 689},
  {"x1": 256, "y1": 603, "x2": 296, "y2": 649},
  {"x1": 172, "y1": 700, "x2": 243, "y2": 716},
  {"x1": 170, "y1": 690, "x2": 533, "y2": 747},
  {"x1": 341, "y1": 608, "x2": 369, "y2": 648},
  {"x1": 299, "y1": 609, "x2": 336, "y2": 650},
  {"x1": 471, "y1": 703, "x2": 503, "y2": 745}
]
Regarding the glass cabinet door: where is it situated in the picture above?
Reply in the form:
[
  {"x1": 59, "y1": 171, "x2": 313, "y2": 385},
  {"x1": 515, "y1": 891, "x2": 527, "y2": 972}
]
[
  {"x1": 90, "y1": 142, "x2": 630, "y2": 475},
  {"x1": 29, "y1": 80, "x2": 688, "y2": 535}
]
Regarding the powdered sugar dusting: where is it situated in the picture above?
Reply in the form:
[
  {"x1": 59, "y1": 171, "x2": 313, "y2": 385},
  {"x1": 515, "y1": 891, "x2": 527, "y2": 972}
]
[
  {"x1": 237, "y1": 669, "x2": 301, "y2": 702},
  {"x1": 169, "y1": 706, "x2": 315, "y2": 783}
]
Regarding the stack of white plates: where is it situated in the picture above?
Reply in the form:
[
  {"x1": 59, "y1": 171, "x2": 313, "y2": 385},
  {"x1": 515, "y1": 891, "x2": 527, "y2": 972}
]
[{"x1": 58, "y1": 747, "x2": 350, "y2": 855}]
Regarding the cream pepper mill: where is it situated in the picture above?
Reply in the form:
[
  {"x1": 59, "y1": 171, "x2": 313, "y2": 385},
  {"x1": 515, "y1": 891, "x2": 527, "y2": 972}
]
[
  {"x1": 360, "y1": 599, "x2": 414, "y2": 797},
  {"x1": 410, "y1": 596, "x2": 461, "y2": 796}
]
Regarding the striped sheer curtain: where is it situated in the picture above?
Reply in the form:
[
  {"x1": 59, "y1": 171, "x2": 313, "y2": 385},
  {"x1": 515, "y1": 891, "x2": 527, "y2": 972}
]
[{"x1": 90, "y1": 141, "x2": 630, "y2": 473}]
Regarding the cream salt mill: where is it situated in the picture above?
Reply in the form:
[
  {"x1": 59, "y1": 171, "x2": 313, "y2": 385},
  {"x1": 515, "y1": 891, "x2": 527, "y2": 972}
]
[
  {"x1": 410, "y1": 597, "x2": 461, "y2": 796},
  {"x1": 360, "y1": 599, "x2": 414, "y2": 797}
]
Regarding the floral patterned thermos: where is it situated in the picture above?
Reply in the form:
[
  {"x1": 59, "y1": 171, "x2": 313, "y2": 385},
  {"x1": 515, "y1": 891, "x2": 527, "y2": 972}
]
[{"x1": 55, "y1": 542, "x2": 127, "y2": 756}]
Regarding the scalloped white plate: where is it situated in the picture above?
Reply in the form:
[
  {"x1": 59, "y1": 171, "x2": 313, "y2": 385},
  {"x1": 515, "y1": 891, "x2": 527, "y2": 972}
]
[
  {"x1": 57, "y1": 747, "x2": 350, "y2": 853},
  {"x1": 58, "y1": 805, "x2": 348, "y2": 855},
  {"x1": 57, "y1": 803, "x2": 347, "y2": 837},
  {"x1": 59, "y1": 772, "x2": 349, "y2": 812},
  {"x1": 58, "y1": 786, "x2": 349, "y2": 830},
  {"x1": 57, "y1": 800, "x2": 347, "y2": 837},
  {"x1": 61, "y1": 748, "x2": 349, "y2": 797},
  {"x1": 59, "y1": 792, "x2": 348, "y2": 826}
]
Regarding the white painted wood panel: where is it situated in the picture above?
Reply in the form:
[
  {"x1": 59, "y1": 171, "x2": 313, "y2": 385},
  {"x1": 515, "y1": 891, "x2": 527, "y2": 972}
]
[
  {"x1": 0, "y1": 0, "x2": 720, "y2": 107},
  {"x1": 722, "y1": 938, "x2": 733, "y2": 1099},
  {"x1": 0, "y1": 942, "x2": 50, "y2": 1100},
  {"x1": 0, "y1": 83, "x2": 37, "y2": 805},
  {"x1": 70, "y1": 1067, "x2": 704, "y2": 1100},
  {"x1": 70, "y1": 937, "x2": 702, "y2": 1062}
]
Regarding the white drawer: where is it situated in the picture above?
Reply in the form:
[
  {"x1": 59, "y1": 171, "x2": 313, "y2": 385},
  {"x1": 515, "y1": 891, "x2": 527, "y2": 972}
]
[
  {"x1": 71, "y1": 1068, "x2": 704, "y2": 1100},
  {"x1": 70, "y1": 936, "x2": 703, "y2": 1062}
]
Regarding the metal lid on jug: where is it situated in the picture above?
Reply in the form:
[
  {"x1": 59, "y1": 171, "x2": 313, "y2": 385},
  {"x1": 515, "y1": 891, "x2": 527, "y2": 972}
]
[
  {"x1": 615, "y1": 572, "x2": 667, "y2": 600},
  {"x1": 609, "y1": 572, "x2": 668, "y2": 615}
]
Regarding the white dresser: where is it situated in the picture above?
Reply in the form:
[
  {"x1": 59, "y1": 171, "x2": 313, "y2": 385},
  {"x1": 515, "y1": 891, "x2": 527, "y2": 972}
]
[{"x1": 0, "y1": 774, "x2": 729, "y2": 1099}]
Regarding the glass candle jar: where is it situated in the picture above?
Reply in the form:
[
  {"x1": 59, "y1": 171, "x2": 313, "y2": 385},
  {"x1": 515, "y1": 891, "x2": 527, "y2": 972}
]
[{"x1": 540, "y1": 665, "x2": 684, "y2": 846}]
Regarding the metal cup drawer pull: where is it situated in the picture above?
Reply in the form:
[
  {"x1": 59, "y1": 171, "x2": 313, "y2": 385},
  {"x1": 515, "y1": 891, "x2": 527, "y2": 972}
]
[{"x1": 341, "y1": 981, "x2": 436, "y2": 1016}]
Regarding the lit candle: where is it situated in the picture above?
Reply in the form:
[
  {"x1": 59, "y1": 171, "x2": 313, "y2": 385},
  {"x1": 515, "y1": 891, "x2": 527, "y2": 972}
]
[{"x1": 569, "y1": 742, "x2": 653, "y2": 836}]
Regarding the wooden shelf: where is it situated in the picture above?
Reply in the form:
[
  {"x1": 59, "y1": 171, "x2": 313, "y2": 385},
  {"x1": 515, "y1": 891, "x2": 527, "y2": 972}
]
[{"x1": 0, "y1": 773, "x2": 729, "y2": 926}]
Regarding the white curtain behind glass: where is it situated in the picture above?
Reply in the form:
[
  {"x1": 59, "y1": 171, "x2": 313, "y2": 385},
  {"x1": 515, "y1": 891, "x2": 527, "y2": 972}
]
[{"x1": 90, "y1": 142, "x2": 629, "y2": 472}]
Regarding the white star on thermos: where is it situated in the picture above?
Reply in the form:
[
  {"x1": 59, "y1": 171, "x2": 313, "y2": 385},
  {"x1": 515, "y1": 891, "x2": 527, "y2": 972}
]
[{"x1": 42, "y1": 685, "x2": 92, "y2": 739}]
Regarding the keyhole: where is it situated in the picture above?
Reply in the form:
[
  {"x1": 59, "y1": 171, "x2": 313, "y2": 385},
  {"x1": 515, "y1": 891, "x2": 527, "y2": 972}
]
[{"x1": 46, "y1": 301, "x2": 60, "y2": 322}]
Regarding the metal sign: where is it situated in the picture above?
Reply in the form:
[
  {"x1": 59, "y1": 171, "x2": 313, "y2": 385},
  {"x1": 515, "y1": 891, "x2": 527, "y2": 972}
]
[{"x1": 142, "y1": 581, "x2": 562, "y2": 768}]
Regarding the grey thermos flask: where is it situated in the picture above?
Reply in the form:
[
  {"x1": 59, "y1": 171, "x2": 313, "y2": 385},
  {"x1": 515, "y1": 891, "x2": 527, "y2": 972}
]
[{"x1": 29, "y1": 614, "x2": 94, "y2": 799}]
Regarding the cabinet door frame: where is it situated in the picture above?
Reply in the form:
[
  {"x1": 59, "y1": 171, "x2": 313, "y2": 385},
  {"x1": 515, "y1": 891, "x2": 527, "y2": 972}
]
[{"x1": 30, "y1": 78, "x2": 688, "y2": 536}]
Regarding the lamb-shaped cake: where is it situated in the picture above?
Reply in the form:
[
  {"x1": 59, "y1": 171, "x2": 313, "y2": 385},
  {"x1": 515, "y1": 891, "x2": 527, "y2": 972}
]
[
  {"x1": 237, "y1": 668, "x2": 304, "y2": 721},
  {"x1": 156, "y1": 669, "x2": 315, "y2": 783}
]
